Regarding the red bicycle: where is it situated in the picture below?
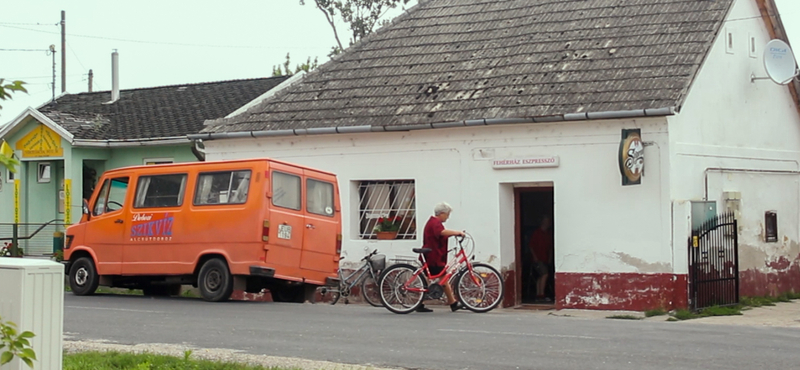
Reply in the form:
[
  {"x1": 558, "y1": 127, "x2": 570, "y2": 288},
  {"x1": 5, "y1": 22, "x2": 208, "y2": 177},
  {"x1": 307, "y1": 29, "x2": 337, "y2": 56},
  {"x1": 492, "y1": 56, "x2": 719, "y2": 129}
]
[{"x1": 378, "y1": 233, "x2": 504, "y2": 314}]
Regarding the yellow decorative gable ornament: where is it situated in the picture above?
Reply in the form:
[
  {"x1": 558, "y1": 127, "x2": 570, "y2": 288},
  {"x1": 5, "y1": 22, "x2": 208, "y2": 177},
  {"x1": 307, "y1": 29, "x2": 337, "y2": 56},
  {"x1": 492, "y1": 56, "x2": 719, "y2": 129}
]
[{"x1": 15, "y1": 124, "x2": 63, "y2": 158}]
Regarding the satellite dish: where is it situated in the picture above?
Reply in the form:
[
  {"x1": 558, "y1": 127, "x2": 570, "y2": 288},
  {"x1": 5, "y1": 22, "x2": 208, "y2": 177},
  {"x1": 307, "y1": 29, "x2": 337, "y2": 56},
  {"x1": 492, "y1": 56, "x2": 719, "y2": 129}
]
[{"x1": 764, "y1": 39, "x2": 798, "y2": 85}]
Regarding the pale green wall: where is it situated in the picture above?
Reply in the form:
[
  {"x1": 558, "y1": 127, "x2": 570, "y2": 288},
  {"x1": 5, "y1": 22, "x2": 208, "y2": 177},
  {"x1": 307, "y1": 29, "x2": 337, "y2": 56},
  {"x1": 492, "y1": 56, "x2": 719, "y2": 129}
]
[{"x1": 1, "y1": 116, "x2": 198, "y2": 226}]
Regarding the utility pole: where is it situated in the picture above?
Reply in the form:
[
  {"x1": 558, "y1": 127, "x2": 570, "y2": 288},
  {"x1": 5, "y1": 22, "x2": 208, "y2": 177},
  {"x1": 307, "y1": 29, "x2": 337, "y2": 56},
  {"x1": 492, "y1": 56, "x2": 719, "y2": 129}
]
[
  {"x1": 61, "y1": 10, "x2": 66, "y2": 93},
  {"x1": 88, "y1": 69, "x2": 93, "y2": 92}
]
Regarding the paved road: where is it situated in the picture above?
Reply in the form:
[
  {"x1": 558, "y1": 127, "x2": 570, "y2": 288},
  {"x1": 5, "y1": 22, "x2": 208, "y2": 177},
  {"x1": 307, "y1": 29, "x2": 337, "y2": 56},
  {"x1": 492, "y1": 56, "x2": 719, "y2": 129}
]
[{"x1": 64, "y1": 294, "x2": 800, "y2": 370}]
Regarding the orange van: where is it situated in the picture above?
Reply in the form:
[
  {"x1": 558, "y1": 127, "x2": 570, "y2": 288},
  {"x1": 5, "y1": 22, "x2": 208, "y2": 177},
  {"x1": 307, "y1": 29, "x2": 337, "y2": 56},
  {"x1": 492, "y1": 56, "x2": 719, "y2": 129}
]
[{"x1": 63, "y1": 158, "x2": 342, "y2": 302}]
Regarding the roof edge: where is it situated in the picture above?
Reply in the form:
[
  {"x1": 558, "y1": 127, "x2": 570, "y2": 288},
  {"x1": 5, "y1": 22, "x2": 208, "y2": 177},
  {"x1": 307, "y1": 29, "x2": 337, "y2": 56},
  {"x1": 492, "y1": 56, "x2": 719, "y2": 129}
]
[
  {"x1": 757, "y1": 0, "x2": 800, "y2": 118},
  {"x1": 0, "y1": 107, "x2": 75, "y2": 142},
  {"x1": 189, "y1": 107, "x2": 676, "y2": 141},
  {"x1": 72, "y1": 137, "x2": 191, "y2": 148}
]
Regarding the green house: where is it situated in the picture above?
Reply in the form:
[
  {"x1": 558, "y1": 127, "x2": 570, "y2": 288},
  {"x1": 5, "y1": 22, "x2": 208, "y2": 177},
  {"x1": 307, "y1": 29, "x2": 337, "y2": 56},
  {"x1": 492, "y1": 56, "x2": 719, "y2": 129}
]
[{"x1": 0, "y1": 76, "x2": 289, "y2": 255}]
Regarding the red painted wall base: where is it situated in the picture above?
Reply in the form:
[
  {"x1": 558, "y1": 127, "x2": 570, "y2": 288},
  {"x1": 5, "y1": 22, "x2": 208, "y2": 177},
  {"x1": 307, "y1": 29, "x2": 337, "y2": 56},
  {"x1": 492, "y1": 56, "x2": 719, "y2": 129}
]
[{"x1": 555, "y1": 272, "x2": 688, "y2": 311}]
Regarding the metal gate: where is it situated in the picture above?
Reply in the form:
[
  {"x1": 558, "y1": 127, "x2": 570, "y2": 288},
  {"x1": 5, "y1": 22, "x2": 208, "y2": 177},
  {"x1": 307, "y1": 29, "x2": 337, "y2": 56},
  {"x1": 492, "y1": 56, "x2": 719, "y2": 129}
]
[{"x1": 688, "y1": 212, "x2": 739, "y2": 311}]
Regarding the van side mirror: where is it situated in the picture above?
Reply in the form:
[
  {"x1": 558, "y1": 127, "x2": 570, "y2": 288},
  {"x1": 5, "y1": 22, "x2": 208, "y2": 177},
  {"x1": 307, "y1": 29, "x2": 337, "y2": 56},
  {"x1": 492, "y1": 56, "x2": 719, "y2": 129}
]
[{"x1": 82, "y1": 199, "x2": 91, "y2": 220}]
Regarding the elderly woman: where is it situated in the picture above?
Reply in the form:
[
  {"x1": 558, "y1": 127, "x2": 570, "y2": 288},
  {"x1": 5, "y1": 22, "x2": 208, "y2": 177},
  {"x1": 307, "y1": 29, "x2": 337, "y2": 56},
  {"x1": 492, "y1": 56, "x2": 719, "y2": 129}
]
[{"x1": 417, "y1": 202, "x2": 465, "y2": 313}]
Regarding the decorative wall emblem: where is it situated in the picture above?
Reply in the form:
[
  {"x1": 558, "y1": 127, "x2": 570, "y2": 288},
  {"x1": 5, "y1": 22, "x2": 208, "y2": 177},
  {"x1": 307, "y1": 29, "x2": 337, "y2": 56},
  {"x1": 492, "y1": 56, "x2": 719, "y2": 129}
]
[{"x1": 619, "y1": 129, "x2": 644, "y2": 186}]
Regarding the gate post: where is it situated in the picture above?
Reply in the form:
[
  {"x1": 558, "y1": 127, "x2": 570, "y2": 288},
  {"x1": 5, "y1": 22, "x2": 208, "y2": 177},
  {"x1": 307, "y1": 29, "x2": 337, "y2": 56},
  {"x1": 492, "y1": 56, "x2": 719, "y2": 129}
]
[
  {"x1": 11, "y1": 222, "x2": 20, "y2": 257},
  {"x1": 733, "y1": 218, "x2": 740, "y2": 304}
]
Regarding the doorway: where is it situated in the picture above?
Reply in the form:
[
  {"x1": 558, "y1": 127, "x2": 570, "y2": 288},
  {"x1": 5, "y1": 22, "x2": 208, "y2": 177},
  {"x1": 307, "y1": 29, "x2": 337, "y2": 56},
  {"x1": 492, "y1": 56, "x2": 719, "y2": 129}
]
[{"x1": 516, "y1": 186, "x2": 554, "y2": 305}]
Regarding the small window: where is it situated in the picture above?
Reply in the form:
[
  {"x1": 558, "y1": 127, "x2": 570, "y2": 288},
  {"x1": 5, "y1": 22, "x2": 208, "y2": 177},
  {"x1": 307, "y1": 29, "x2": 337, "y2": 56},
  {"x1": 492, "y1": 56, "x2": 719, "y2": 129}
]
[
  {"x1": 765, "y1": 211, "x2": 778, "y2": 242},
  {"x1": 725, "y1": 28, "x2": 734, "y2": 54},
  {"x1": 144, "y1": 158, "x2": 174, "y2": 165},
  {"x1": 94, "y1": 177, "x2": 129, "y2": 216},
  {"x1": 307, "y1": 179, "x2": 334, "y2": 217},
  {"x1": 194, "y1": 170, "x2": 251, "y2": 205},
  {"x1": 358, "y1": 180, "x2": 416, "y2": 239},
  {"x1": 37, "y1": 162, "x2": 51, "y2": 183},
  {"x1": 5, "y1": 167, "x2": 13, "y2": 183},
  {"x1": 272, "y1": 171, "x2": 301, "y2": 210},
  {"x1": 749, "y1": 34, "x2": 757, "y2": 58},
  {"x1": 134, "y1": 174, "x2": 187, "y2": 208}
]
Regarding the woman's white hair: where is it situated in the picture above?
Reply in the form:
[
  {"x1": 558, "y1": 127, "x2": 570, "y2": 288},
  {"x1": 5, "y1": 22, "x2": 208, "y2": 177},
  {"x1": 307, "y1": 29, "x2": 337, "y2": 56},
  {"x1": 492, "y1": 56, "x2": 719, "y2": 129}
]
[{"x1": 433, "y1": 202, "x2": 453, "y2": 216}]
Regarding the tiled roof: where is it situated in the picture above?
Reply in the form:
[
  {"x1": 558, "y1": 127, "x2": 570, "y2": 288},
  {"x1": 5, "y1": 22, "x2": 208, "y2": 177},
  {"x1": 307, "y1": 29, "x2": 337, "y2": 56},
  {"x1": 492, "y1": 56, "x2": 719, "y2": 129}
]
[
  {"x1": 38, "y1": 76, "x2": 289, "y2": 140},
  {"x1": 203, "y1": 0, "x2": 733, "y2": 134}
]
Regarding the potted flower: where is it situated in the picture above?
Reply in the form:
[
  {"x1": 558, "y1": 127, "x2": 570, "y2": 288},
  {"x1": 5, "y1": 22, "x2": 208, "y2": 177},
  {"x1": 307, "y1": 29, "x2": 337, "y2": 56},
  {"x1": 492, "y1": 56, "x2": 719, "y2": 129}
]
[{"x1": 373, "y1": 216, "x2": 402, "y2": 240}]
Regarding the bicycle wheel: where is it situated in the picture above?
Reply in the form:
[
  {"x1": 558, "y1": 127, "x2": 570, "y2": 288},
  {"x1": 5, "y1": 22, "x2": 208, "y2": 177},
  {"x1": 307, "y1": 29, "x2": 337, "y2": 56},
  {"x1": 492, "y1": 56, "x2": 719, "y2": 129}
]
[
  {"x1": 361, "y1": 273, "x2": 382, "y2": 307},
  {"x1": 456, "y1": 263, "x2": 504, "y2": 313},
  {"x1": 379, "y1": 264, "x2": 426, "y2": 314}
]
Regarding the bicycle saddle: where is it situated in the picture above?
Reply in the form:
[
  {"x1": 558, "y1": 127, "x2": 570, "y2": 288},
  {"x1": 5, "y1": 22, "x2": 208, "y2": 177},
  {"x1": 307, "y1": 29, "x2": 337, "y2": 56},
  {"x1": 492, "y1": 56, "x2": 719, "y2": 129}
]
[{"x1": 412, "y1": 248, "x2": 431, "y2": 254}]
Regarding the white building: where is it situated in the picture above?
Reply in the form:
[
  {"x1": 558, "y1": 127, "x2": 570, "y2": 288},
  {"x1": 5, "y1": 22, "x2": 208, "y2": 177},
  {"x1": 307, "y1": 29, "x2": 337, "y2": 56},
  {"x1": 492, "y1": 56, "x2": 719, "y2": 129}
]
[{"x1": 190, "y1": 0, "x2": 800, "y2": 310}]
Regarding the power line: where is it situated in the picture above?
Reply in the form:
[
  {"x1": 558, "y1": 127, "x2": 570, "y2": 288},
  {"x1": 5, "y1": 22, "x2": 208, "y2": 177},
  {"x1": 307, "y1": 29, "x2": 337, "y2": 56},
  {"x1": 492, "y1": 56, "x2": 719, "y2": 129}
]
[
  {"x1": 0, "y1": 21, "x2": 58, "y2": 26},
  {"x1": 0, "y1": 24, "x2": 324, "y2": 50},
  {"x1": 0, "y1": 48, "x2": 50, "y2": 52}
]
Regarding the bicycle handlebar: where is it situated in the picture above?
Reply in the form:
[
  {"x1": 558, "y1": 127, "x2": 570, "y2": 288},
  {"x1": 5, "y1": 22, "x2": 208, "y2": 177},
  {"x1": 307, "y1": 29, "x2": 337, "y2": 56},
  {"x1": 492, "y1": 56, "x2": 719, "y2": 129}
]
[{"x1": 361, "y1": 249, "x2": 379, "y2": 261}]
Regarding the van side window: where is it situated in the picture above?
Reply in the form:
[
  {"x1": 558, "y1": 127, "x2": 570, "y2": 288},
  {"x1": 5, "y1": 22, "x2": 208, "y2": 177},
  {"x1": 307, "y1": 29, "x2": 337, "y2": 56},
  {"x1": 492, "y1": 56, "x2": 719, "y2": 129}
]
[
  {"x1": 272, "y1": 171, "x2": 301, "y2": 210},
  {"x1": 195, "y1": 170, "x2": 251, "y2": 205},
  {"x1": 93, "y1": 177, "x2": 129, "y2": 216},
  {"x1": 307, "y1": 179, "x2": 334, "y2": 217},
  {"x1": 134, "y1": 174, "x2": 187, "y2": 208}
]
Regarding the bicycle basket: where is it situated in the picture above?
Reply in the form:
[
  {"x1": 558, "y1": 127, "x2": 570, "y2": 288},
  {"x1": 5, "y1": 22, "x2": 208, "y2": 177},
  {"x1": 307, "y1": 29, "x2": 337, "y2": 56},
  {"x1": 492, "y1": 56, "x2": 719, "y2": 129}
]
[{"x1": 369, "y1": 254, "x2": 386, "y2": 271}]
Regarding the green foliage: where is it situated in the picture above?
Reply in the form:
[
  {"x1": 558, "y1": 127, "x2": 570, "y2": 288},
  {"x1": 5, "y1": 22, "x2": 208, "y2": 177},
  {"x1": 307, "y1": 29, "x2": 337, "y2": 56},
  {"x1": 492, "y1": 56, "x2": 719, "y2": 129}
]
[
  {"x1": 606, "y1": 314, "x2": 643, "y2": 320},
  {"x1": 301, "y1": 0, "x2": 412, "y2": 52},
  {"x1": 272, "y1": 54, "x2": 319, "y2": 77},
  {"x1": 63, "y1": 351, "x2": 290, "y2": 369},
  {"x1": 741, "y1": 296, "x2": 776, "y2": 307},
  {"x1": 0, "y1": 315, "x2": 36, "y2": 368},
  {"x1": 644, "y1": 308, "x2": 668, "y2": 317},
  {"x1": 0, "y1": 79, "x2": 27, "y2": 113},
  {"x1": 669, "y1": 306, "x2": 742, "y2": 321}
]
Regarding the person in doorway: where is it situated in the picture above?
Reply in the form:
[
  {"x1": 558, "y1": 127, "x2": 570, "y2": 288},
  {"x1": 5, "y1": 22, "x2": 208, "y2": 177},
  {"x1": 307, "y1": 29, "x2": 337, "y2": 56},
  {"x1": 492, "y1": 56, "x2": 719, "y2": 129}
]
[
  {"x1": 417, "y1": 202, "x2": 465, "y2": 313},
  {"x1": 528, "y1": 215, "x2": 553, "y2": 303}
]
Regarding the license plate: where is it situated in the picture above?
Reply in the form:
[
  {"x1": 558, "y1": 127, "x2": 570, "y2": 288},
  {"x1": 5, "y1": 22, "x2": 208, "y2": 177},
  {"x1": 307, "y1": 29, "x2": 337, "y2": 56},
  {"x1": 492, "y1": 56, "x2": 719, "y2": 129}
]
[{"x1": 278, "y1": 224, "x2": 292, "y2": 240}]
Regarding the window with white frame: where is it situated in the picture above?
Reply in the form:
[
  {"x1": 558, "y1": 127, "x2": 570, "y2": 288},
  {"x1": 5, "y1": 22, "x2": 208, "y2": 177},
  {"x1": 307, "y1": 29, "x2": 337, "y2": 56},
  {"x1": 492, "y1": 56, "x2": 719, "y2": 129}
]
[{"x1": 358, "y1": 180, "x2": 416, "y2": 239}]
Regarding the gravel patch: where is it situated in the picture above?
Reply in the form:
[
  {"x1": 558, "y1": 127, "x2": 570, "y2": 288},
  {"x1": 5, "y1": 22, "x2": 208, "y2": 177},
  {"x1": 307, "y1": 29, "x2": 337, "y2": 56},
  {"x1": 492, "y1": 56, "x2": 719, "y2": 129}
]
[{"x1": 64, "y1": 340, "x2": 400, "y2": 370}]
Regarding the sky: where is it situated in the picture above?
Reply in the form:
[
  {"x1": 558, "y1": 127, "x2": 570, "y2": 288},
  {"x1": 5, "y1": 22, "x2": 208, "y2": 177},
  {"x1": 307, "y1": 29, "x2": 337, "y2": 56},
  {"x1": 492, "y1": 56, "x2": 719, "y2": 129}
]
[{"x1": 1, "y1": 0, "x2": 798, "y2": 126}]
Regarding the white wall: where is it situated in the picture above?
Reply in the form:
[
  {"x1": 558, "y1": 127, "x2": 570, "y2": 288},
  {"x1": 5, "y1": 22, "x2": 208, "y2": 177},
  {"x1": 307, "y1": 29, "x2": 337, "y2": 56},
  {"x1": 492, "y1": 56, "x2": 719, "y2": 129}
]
[
  {"x1": 669, "y1": 0, "x2": 800, "y2": 273},
  {"x1": 204, "y1": 116, "x2": 672, "y2": 275}
]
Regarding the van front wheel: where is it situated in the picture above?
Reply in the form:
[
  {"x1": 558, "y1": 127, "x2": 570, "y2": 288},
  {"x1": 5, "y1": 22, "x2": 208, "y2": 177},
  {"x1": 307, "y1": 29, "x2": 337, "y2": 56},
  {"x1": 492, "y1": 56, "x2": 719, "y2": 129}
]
[
  {"x1": 69, "y1": 257, "x2": 99, "y2": 296},
  {"x1": 198, "y1": 258, "x2": 233, "y2": 302}
]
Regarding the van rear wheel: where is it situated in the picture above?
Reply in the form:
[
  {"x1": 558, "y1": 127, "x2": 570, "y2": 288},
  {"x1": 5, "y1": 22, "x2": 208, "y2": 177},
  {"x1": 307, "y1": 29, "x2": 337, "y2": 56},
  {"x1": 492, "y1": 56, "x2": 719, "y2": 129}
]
[{"x1": 198, "y1": 258, "x2": 233, "y2": 302}]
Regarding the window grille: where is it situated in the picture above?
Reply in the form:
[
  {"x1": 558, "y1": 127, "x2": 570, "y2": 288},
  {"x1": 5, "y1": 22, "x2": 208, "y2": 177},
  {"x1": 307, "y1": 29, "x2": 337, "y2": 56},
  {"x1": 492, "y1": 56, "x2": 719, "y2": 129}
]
[{"x1": 358, "y1": 180, "x2": 416, "y2": 239}]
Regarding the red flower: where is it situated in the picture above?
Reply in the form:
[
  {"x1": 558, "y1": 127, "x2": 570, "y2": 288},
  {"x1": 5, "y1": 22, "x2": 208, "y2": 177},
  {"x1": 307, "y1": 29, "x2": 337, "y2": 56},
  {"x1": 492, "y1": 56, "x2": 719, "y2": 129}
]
[{"x1": 377, "y1": 217, "x2": 384, "y2": 223}]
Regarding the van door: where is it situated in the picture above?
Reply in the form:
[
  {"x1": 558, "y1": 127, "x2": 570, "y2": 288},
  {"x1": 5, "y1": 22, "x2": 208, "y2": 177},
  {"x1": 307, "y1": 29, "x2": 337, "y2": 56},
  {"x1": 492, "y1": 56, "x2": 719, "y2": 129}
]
[
  {"x1": 267, "y1": 166, "x2": 304, "y2": 270},
  {"x1": 301, "y1": 173, "x2": 339, "y2": 273},
  {"x1": 122, "y1": 173, "x2": 187, "y2": 275},
  {"x1": 85, "y1": 175, "x2": 131, "y2": 275}
]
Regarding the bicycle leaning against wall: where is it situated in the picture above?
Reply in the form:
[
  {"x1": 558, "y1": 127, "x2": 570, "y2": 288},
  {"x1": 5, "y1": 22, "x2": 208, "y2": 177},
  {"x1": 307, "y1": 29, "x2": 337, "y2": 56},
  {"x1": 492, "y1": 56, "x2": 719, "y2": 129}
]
[
  {"x1": 378, "y1": 233, "x2": 504, "y2": 314},
  {"x1": 318, "y1": 249, "x2": 385, "y2": 306}
]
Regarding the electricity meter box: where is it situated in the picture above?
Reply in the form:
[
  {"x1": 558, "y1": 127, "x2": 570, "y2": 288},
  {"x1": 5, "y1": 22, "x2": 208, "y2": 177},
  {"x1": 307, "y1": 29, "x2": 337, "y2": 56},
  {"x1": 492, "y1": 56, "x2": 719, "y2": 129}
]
[{"x1": 0, "y1": 258, "x2": 64, "y2": 370}]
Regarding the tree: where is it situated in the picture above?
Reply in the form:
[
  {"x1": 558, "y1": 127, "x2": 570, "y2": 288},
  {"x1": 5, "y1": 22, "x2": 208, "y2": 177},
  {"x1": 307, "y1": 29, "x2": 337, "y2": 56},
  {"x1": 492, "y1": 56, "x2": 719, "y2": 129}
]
[
  {"x1": 0, "y1": 315, "x2": 36, "y2": 368},
  {"x1": 0, "y1": 79, "x2": 25, "y2": 174},
  {"x1": 0, "y1": 79, "x2": 26, "y2": 114},
  {"x1": 272, "y1": 53, "x2": 319, "y2": 77},
  {"x1": 300, "y1": 0, "x2": 412, "y2": 56}
]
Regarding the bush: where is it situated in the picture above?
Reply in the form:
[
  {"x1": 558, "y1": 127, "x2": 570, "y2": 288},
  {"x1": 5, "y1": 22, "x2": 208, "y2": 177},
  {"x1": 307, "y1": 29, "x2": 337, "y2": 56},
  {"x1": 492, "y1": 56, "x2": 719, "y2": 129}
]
[{"x1": 0, "y1": 315, "x2": 36, "y2": 368}]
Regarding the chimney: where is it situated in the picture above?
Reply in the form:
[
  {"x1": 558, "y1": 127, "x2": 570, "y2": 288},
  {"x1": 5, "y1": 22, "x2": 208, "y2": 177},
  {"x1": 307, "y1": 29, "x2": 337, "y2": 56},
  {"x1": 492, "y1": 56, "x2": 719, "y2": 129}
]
[
  {"x1": 88, "y1": 69, "x2": 93, "y2": 92},
  {"x1": 111, "y1": 49, "x2": 119, "y2": 102}
]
